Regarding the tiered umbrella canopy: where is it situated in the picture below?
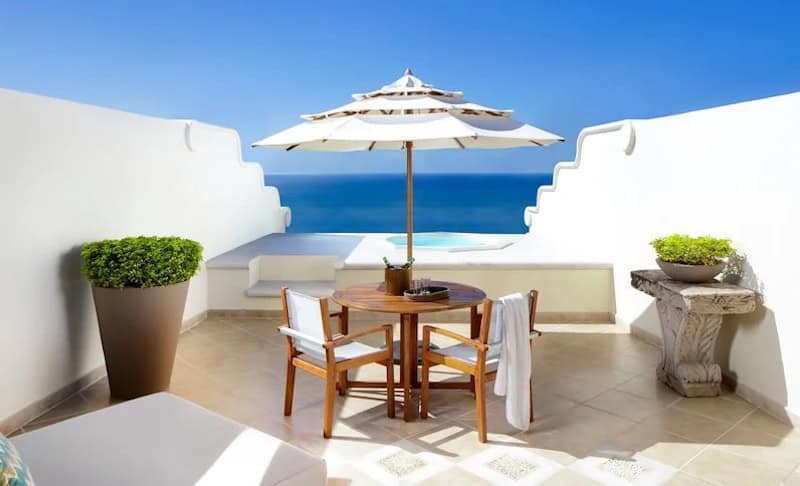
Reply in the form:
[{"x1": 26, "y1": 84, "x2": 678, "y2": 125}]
[{"x1": 253, "y1": 69, "x2": 564, "y2": 258}]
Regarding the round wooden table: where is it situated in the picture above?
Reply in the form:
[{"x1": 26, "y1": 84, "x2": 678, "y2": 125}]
[{"x1": 332, "y1": 280, "x2": 486, "y2": 421}]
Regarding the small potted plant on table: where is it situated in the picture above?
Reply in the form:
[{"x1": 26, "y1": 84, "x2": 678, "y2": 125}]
[
  {"x1": 650, "y1": 234, "x2": 734, "y2": 283},
  {"x1": 81, "y1": 236, "x2": 203, "y2": 399},
  {"x1": 382, "y1": 256, "x2": 414, "y2": 295}
]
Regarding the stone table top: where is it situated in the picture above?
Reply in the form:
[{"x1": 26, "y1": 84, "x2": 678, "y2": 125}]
[{"x1": 631, "y1": 270, "x2": 756, "y2": 314}]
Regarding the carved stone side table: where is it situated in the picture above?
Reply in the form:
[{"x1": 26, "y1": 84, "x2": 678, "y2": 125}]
[{"x1": 631, "y1": 270, "x2": 756, "y2": 397}]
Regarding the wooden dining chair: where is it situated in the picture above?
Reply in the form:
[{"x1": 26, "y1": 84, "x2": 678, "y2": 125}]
[
  {"x1": 420, "y1": 290, "x2": 540, "y2": 443},
  {"x1": 279, "y1": 288, "x2": 395, "y2": 438}
]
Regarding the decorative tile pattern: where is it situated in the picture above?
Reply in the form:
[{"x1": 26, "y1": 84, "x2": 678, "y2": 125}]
[
  {"x1": 377, "y1": 450, "x2": 428, "y2": 478},
  {"x1": 570, "y1": 452, "x2": 677, "y2": 485},
  {"x1": 485, "y1": 453, "x2": 538, "y2": 480},
  {"x1": 600, "y1": 458, "x2": 647, "y2": 481},
  {"x1": 460, "y1": 446, "x2": 563, "y2": 484},
  {"x1": 355, "y1": 440, "x2": 453, "y2": 485}
]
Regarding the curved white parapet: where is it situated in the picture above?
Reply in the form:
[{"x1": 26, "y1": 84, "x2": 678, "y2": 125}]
[
  {"x1": 280, "y1": 206, "x2": 292, "y2": 229},
  {"x1": 182, "y1": 119, "x2": 195, "y2": 151},
  {"x1": 524, "y1": 120, "x2": 638, "y2": 227},
  {"x1": 180, "y1": 118, "x2": 288, "y2": 232}
]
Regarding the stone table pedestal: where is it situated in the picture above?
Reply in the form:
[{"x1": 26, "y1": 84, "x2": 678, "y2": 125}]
[{"x1": 631, "y1": 270, "x2": 756, "y2": 397}]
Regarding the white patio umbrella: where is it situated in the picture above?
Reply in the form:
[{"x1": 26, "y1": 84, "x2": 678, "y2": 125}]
[{"x1": 252, "y1": 69, "x2": 564, "y2": 259}]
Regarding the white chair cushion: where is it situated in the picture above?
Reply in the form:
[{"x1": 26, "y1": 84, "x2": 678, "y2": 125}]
[
  {"x1": 298, "y1": 341, "x2": 382, "y2": 363},
  {"x1": 435, "y1": 343, "x2": 501, "y2": 366}
]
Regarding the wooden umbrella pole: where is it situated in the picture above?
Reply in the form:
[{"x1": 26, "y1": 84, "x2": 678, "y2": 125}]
[{"x1": 405, "y1": 141, "x2": 413, "y2": 261}]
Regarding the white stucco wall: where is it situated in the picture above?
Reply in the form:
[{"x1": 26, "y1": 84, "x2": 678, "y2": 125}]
[
  {"x1": 0, "y1": 88, "x2": 285, "y2": 421},
  {"x1": 526, "y1": 92, "x2": 800, "y2": 423}
]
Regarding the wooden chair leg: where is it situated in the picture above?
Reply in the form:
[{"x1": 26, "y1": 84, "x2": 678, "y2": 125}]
[
  {"x1": 338, "y1": 370, "x2": 348, "y2": 396},
  {"x1": 420, "y1": 358, "x2": 430, "y2": 419},
  {"x1": 475, "y1": 373, "x2": 487, "y2": 443},
  {"x1": 284, "y1": 357, "x2": 296, "y2": 416},
  {"x1": 529, "y1": 379, "x2": 535, "y2": 423},
  {"x1": 386, "y1": 360, "x2": 396, "y2": 418},
  {"x1": 323, "y1": 368, "x2": 336, "y2": 438}
]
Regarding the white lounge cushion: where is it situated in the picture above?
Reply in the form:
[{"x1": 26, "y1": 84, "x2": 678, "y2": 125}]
[
  {"x1": 11, "y1": 392, "x2": 325, "y2": 486},
  {"x1": 436, "y1": 343, "x2": 501, "y2": 366}
]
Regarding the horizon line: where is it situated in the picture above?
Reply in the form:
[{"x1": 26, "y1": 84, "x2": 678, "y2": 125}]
[{"x1": 264, "y1": 171, "x2": 554, "y2": 176}]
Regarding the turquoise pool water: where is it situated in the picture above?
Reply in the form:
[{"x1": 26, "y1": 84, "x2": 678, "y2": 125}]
[{"x1": 386, "y1": 233, "x2": 486, "y2": 249}]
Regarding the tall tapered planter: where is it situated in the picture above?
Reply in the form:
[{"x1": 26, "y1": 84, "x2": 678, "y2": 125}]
[
  {"x1": 92, "y1": 281, "x2": 189, "y2": 399},
  {"x1": 81, "y1": 236, "x2": 203, "y2": 400}
]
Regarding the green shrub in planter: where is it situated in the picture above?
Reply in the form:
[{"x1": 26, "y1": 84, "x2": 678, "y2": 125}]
[
  {"x1": 650, "y1": 234, "x2": 734, "y2": 266},
  {"x1": 81, "y1": 236, "x2": 203, "y2": 288}
]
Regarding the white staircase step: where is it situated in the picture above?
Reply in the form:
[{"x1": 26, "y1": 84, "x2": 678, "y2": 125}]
[{"x1": 246, "y1": 280, "x2": 336, "y2": 298}]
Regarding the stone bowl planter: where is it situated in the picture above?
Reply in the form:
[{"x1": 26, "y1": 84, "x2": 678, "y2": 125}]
[{"x1": 656, "y1": 259, "x2": 725, "y2": 283}]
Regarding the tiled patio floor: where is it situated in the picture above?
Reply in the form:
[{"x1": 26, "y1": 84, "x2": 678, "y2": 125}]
[{"x1": 19, "y1": 317, "x2": 800, "y2": 485}]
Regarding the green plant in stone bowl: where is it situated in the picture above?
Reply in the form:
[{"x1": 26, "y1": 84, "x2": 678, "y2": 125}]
[
  {"x1": 650, "y1": 234, "x2": 734, "y2": 266},
  {"x1": 81, "y1": 236, "x2": 203, "y2": 288},
  {"x1": 650, "y1": 234, "x2": 735, "y2": 283}
]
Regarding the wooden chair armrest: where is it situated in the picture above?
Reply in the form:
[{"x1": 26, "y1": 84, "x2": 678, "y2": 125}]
[
  {"x1": 328, "y1": 324, "x2": 392, "y2": 348},
  {"x1": 422, "y1": 325, "x2": 485, "y2": 350}
]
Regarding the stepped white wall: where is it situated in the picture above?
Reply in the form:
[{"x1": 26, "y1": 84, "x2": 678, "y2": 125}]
[
  {"x1": 526, "y1": 92, "x2": 800, "y2": 423},
  {"x1": 0, "y1": 88, "x2": 285, "y2": 423}
]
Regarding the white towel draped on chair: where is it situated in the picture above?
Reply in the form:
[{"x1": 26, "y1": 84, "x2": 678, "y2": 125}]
[{"x1": 492, "y1": 292, "x2": 532, "y2": 432}]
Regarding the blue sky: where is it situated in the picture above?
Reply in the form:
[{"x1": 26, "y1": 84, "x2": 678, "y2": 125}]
[{"x1": 2, "y1": 1, "x2": 798, "y2": 174}]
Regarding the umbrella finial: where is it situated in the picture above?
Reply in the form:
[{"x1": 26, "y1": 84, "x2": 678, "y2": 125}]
[{"x1": 404, "y1": 67, "x2": 413, "y2": 76}]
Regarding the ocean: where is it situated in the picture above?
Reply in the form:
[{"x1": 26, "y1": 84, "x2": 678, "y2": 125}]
[{"x1": 265, "y1": 173, "x2": 552, "y2": 234}]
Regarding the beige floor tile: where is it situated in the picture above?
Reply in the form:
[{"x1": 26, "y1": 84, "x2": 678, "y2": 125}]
[
  {"x1": 282, "y1": 420, "x2": 402, "y2": 462},
  {"x1": 540, "y1": 468, "x2": 604, "y2": 485},
  {"x1": 682, "y1": 448, "x2": 791, "y2": 486},
  {"x1": 736, "y1": 409, "x2": 796, "y2": 438},
  {"x1": 226, "y1": 318, "x2": 283, "y2": 341},
  {"x1": 505, "y1": 441, "x2": 579, "y2": 466},
  {"x1": 422, "y1": 389, "x2": 479, "y2": 418},
  {"x1": 712, "y1": 423, "x2": 800, "y2": 472},
  {"x1": 607, "y1": 421, "x2": 706, "y2": 468},
  {"x1": 664, "y1": 472, "x2": 716, "y2": 485},
  {"x1": 420, "y1": 466, "x2": 492, "y2": 485},
  {"x1": 457, "y1": 400, "x2": 534, "y2": 437},
  {"x1": 612, "y1": 354, "x2": 660, "y2": 375},
  {"x1": 515, "y1": 406, "x2": 636, "y2": 460},
  {"x1": 782, "y1": 469, "x2": 800, "y2": 486},
  {"x1": 585, "y1": 389, "x2": 669, "y2": 422},
  {"x1": 614, "y1": 375, "x2": 683, "y2": 404},
  {"x1": 537, "y1": 376, "x2": 615, "y2": 403},
  {"x1": 514, "y1": 426, "x2": 602, "y2": 462},
  {"x1": 533, "y1": 405, "x2": 637, "y2": 441},
  {"x1": 367, "y1": 412, "x2": 452, "y2": 439},
  {"x1": 325, "y1": 461, "x2": 383, "y2": 486},
  {"x1": 672, "y1": 396, "x2": 754, "y2": 425},
  {"x1": 647, "y1": 406, "x2": 731, "y2": 443},
  {"x1": 533, "y1": 391, "x2": 579, "y2": 422},
  {"x1": 564, "y1": 367, "x2": 639, "y2": 389},
  {"x1": 25, "y1": 393, "x2": 95, "y2": 428},
  {"x1": 407, "y1": 421, "x2": 523, "y2": 460},
  {"x1": 189, "y1": 319, "x2": 242, "y2": 338}
]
